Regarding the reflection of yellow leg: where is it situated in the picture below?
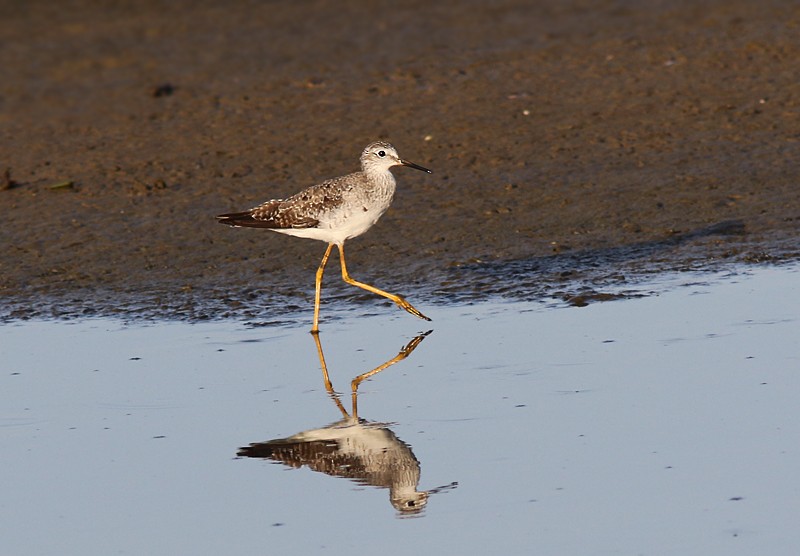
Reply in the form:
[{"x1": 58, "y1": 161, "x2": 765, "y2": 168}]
[
  {"x1": 351, "y1": 332, "x2": 430, "y2": 391},
  {"x1": 312, "y1": 329, "x2": 431, "y2": 420},
  {"x1": 311, "y1": 331, "x2": 349, "y2": 419},
  {"x1": 337, "y1": 243, "x2": 431, "y2": 322},
  {"x1": 351, "y1": 332, "x2": 432, "y2": 419},
  {"x1": 311, "y1": 243, "x2": 335, "y2": 334}
]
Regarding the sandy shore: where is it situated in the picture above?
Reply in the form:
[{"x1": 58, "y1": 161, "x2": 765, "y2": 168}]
[{"x1": 2, "y1": 0, "x2": 798, "y2": 320}]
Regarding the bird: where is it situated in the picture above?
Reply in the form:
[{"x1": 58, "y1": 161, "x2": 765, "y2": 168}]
[{"x1": 217, "y1": 141, "x2": 432, "y2": 332}]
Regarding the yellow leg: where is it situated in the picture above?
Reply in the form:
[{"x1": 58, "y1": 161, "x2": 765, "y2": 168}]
[
  {"x1": 337, "y1": 243, "x2": 431, "y2": 322},
  {"x1": 312, "y1": 243, "x2": 335, "y2": 333}
]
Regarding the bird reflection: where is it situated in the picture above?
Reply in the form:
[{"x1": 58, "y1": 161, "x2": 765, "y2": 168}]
[{"x1": 238, "y1": 331, "x2": 454, "y2": 514}]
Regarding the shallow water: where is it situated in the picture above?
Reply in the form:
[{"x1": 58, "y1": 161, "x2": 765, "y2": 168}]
[{"x1": 3, "y1": 264, "x2": 799, "y2": 555}]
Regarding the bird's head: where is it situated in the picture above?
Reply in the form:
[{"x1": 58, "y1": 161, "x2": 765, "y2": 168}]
[{"x1": 361, "y1": 141, "x2": 432, "y2": 175}]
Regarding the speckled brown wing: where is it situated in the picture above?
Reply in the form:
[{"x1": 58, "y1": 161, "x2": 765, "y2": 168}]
[
  {"x1": 280, "y1": 177, "x2": 350, "y2": 218},
  {"x1": 216, "y1": 199, "x2": 321, "y2": 229},
  {"x1": 216, "y1": 199, "x2": 282, "y2": 228},
  {"x1": 216, "y1": 178, "x2": 348, "y2": 229}
]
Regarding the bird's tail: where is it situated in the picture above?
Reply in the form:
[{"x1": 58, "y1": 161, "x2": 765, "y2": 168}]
[
  {"x1": 216, "y1": 211, "x2": 259, "y2": 227},
  {"x1": 216, "y1": 200, "x2": 284, "y2": 228}
]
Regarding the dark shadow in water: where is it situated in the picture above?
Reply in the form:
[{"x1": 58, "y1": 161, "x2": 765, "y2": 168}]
[{"x1": 238, "y1": 331, "x2": 456, "y2": 515}]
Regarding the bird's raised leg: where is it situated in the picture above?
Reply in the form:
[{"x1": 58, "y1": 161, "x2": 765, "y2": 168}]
[
  {"x1": 312, "y1": 243, "x2": 335, "y2": 333},
  {"x1": 337, "y1": 243, "x2": 431, "y2": 322}
]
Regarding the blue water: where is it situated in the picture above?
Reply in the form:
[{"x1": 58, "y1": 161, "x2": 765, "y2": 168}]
[{"x1": 2, "y1": 264, "x2": 799, "y2": 555}]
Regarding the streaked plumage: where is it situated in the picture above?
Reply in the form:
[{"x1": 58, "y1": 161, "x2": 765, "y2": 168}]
[
  {"x1": 217, "y1": 141, "x2": 432, "y2": 331},
  {"x1": 239, "y1": 420, "x2": 428, "y2": 512}
]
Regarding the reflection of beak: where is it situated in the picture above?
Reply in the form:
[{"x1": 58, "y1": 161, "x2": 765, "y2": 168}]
[
  {"x1": 427, "y1": 481, "x2": 459, "y2": 495},
  {"x1": 400, "y1": 159, "x2": 433, "y2": 174}
]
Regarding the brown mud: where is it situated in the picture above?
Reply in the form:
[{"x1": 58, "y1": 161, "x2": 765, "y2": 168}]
[{"x1": 2, "y1": 0, "x2": 799, "y2": 322}]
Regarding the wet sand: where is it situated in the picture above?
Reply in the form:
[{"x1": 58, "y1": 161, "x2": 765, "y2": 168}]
[{"x1": 2, "y1": 0, "x2": 799, "y2": 320}]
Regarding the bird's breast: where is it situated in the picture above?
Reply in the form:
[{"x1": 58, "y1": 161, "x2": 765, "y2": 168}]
[{"x1": 320, "y1": 179, "x2": 395, "y2": 240}]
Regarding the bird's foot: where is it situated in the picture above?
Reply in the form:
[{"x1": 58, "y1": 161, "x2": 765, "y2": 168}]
[{"x1": 395, "y1": 295, "x2": 432, "y2": 321}]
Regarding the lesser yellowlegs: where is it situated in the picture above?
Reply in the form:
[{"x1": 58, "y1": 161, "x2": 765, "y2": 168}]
[{"x1": 217, "y1": 141, "x2": 432, "y2": 332}]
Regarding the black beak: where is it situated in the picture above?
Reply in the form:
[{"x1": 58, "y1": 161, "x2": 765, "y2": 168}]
[{"x1": 400, "y1": 159, "x2": 432, "y2": 174}]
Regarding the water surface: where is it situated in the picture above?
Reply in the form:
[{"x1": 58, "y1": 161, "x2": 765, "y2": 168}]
[{"x1": 2, "y1": 265, "x2": 799, "y2": 555}]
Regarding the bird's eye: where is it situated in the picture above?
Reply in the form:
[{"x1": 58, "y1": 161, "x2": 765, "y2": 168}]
[{"x1": 377, "y1": 150, "x2": 386, "y2": 157}]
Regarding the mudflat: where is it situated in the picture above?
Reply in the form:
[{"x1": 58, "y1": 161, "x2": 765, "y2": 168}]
[{"x1": 2, "y1": 0, "x2": 798, "y2": 320}]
